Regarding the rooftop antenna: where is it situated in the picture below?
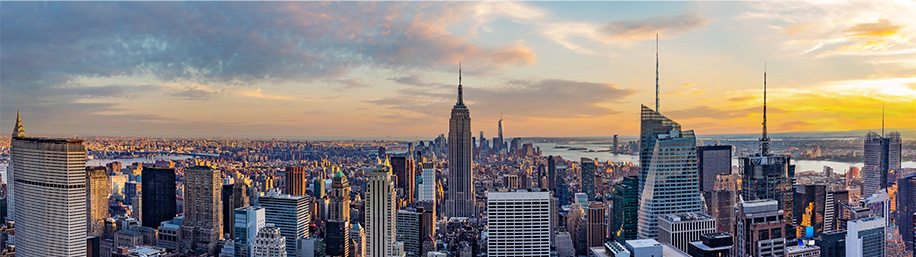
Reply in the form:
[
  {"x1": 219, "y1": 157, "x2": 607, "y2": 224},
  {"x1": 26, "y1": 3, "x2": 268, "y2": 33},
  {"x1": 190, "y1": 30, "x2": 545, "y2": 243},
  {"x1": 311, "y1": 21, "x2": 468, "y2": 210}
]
[
  {"x1": 457, "y1": 61, "x2": 464, "y2": 106},
  {"x1": 761, "y1": 63, "x2": 770, "y2": 155},
  {"x1": 655, "y1": 34, "x2": 659, "y2": 112},
  {"x1": 882, "y1": 102, "x2": 885, "y2": 137}
]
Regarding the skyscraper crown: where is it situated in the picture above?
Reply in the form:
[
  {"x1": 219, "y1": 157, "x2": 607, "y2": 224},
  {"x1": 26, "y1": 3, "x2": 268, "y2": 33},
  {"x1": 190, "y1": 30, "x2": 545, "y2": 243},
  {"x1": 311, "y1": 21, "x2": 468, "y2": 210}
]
[{"x1": 12, "y1": 102, "x2": 26, "y2": 138}]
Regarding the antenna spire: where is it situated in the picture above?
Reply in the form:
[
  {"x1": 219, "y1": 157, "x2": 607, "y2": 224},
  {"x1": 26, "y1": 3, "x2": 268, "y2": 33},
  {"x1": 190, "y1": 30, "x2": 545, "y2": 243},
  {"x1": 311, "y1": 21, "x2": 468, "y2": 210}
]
[
  {"x1": 457, "y1": 62, "x2": 464, "y2": 106},
  {"x1": 655, "y1": 34, "x2": 659, "y2": 112},
  {"x1": 761, "y1": 63, "x2": 770, "y2": 155},
  {"x1": 882, "y1": 102, "x2": 885, "y2": 137}
]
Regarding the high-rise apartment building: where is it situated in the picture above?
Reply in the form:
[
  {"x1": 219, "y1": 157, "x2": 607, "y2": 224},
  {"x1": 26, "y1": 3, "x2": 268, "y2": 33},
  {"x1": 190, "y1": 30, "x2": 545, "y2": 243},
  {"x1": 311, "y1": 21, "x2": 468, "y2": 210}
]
[
  {"x1": 446, "y1": 68, "x2": 475, "y2": 219},
  {"x1": 11, "y1": 114, "x2": 88, "y2": 257},
  {"x1": 735, "y1": 199, "x2": 787, "y2": 257},
  {"x1": 586, "y1": 202, "x2": 607, "y2": 248},
  {"x1": 259, "y1": 191, "x2": 310, "y2": 257},
  {"x1": 845, "y1": 216, "x2": 885, "y2": 257},
  {"x1": 636, "y1": 113, "x2": 703, "y2": 239},
  {"x1": 142, "y1": 167, "x2": 177, "y2": 229},
  {"x1": 234, "y1": 206, "x2": 266, "y2": 257},
  {"x1": 487, "y1": 189, "x2": 551, "y2": 257},
  {"x1": 88, "y1": 166, "x2": 110, "y2": 237},
  {"x1": 611, "y1": 176, "x2": 638, "y2": 244},
  {"x1": 862, "y1": 132, "x2": 901, "y2": 198},
  {"x1": 329, "y1": 171, "x2": 350, "y2": 223},
  {"x1": 581, "y1": 158, "x2": 597, "y2": 201},
  {"x1": 657, "y1": 213, "x2": 716, "y2": 253},
  {"x1": 285, "y1": 166, "x2": 307, "y2": 196},
  {"x1": 181, "y1": 166, "x2": 223, "y2": 256},
  {"x1": 366, "y1": 159, "x2": 398, "y2": 257}
]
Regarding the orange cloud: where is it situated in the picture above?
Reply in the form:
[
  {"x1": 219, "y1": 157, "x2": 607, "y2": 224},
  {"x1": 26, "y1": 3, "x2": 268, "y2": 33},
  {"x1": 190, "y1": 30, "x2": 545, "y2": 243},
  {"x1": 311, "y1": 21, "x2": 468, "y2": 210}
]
[{"x1": 845, "y1": 19, "x2": 903, "y2": 38}]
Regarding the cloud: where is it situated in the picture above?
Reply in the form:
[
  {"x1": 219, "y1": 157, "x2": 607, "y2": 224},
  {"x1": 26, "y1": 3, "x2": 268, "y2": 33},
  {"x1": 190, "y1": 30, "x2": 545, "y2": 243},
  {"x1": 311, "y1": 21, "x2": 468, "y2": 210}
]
[
  {"x1": 845, "y1": 19, "x2": 903, "y2": 38},
  {"x1": 540, "y1": 13, "x2": 710, "y2": 54},
  {"x1": 599, "y1": 14, "x2": 710, "y2": 41},
  {"x1": 370, "y1": 78, "x2": 636, "y2": 120}
]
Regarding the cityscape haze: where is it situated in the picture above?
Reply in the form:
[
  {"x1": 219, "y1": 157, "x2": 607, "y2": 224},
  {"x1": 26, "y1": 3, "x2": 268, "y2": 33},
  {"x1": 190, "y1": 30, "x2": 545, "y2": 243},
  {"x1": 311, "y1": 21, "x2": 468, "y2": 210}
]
[{"x1": 0, "y1": 1, "x2": 915, "y2": 257}]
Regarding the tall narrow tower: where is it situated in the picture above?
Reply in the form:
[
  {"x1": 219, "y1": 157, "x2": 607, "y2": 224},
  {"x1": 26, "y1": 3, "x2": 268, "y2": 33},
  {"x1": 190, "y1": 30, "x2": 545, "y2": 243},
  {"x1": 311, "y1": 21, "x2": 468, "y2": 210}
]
[
  {"x1": 446, "y1": 64, "x2": 476, "y2": 218},
  {"x1": 497, "y1": 117, "x2": 504, "y2": 151}
]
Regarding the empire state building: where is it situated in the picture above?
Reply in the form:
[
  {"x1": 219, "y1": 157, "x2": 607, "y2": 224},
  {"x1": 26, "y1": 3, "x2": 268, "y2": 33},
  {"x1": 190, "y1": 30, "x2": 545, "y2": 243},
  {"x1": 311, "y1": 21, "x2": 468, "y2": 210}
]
[{"x1": 446, "y1": 66, "x2": 476, "y2": 218}]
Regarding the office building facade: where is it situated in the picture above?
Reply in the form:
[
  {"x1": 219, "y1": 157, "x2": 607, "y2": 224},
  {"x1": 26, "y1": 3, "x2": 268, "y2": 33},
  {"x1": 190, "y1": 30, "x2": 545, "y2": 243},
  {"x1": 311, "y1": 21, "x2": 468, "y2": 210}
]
[
  {"x1": 181, "y1": 166, "x2": 223, "y2": 256},
  {"x1": 142, "y1": 167, "x2": 177, "y2": 229},
  {"x1": 637, "y1": 127, "x2": 703, "y2": 239},
  {"x1": 259, "y1": 192, "x2": 310, "y2": 257},
  {"x1": 487, "y1": 189, "x2": 551, "y2": 257}
]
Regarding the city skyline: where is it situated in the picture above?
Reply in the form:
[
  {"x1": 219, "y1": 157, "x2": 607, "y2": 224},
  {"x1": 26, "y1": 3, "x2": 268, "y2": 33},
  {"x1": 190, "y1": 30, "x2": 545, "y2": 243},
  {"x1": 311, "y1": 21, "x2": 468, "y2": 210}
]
[{"x1": 2, "y1": 1, "x2": 915, "y2": 138}]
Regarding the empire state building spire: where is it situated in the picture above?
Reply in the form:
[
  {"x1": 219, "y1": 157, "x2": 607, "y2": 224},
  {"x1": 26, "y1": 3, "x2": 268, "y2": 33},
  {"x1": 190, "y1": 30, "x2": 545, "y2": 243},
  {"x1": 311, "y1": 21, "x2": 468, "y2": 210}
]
[{"x1": 456, "y1": 62, "x2": 464, "y2": 107}]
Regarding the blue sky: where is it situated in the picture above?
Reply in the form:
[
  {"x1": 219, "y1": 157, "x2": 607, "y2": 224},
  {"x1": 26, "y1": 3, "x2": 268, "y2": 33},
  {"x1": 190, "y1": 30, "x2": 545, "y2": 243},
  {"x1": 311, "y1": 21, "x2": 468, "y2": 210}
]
[{"x1": 2, "y1": 1, "x2": 914, "y2": 138}]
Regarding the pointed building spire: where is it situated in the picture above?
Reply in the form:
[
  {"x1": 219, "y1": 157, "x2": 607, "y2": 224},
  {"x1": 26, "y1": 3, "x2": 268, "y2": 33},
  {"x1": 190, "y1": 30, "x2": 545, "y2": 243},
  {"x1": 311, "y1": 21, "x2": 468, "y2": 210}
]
[
  {"x1": 457, "y1": 62, "x2": 464, "y2": 106},
  {"x1": 12, "y1": 99, "x2": 26, "y2": 138},
  {"x1": 655, "y1": 34, "x2": 660, "y2": 112},
  {"x1": 882, "y1": 102, "x2": 885, "y2": 137},
  {"x1": 761, "y1": 63, "x2": 770, "y2": 155}
]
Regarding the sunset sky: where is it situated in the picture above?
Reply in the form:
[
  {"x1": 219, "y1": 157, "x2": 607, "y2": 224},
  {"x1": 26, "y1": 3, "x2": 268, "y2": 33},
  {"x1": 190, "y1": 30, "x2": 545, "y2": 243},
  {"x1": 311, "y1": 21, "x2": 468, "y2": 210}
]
[{"x1": 1, "y1": 1, "x2": 914, "y2": 139}]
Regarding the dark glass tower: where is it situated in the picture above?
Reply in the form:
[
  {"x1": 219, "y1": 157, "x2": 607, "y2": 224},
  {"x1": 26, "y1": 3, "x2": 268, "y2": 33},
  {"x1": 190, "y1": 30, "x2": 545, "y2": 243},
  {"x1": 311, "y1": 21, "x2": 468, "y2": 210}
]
[
  {"x1": 446, "y1": 66, "x2": 475, "y2": 218},
  {"x1": 896, "y1": 173, "x2": 916, "y2": 253},
  {"x1": 611, "y1": 176, "x2": 638, "y2": 244},
  {"x1": 141, "y1": 167, "x2": 177, "y2": 229},
  {"x1": 863, "y1": 131, "x2": 902, "y2": 198},
  {"x1": 580, "y1": 158, "x2": 596, "y2": 201}
]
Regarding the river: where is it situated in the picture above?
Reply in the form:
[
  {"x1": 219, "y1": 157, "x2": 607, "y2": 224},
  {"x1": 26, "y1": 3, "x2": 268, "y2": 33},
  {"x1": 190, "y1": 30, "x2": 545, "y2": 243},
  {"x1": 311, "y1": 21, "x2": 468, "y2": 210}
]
[{"x1": 533, "y1": 143, "x2": 916, "y2": 174}]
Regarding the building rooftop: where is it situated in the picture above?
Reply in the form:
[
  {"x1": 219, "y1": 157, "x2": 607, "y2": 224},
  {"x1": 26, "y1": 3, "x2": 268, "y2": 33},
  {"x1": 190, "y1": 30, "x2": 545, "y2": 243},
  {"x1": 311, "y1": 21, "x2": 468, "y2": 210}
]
[
  {"x1": 626, "y1": 239, "x2": 661, "y2": 249},
  {"x1": 660, "y1": 213, "x2": 714, "y2": 222}
]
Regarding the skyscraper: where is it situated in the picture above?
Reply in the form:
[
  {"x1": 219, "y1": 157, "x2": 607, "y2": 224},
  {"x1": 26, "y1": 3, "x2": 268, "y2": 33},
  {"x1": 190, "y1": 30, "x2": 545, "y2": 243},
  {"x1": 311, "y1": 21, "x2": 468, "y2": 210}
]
[
  {"x1": 487, "y1": 189, "x2": 551, "y2": 257},
  {"x1": 223, "y1": 181, "x2": 250, "y2": 240},
  {"x1": 896, "y1": 173, "x2": 916, "y2": 253},
  {"x1": 446, "y1": 66, "x2": 475, "y2": 219},
  {"x1": 845, "y1": 216, "x2": 885, "y2": 257},
  {"x1": 418, "y1": 163, "x2": 436, "y2": 203},
  {"x1": 739, "y1": 70, "x2": 797, "y2": 240},
  {"x1": 862, "y1": 131, "x2": 901, "y2": 198},
  {"x1": 497, "y1": 118, "x2": 504, "y2": 151},
  {"x1": 88, "y1": 166, "x2": 110, "y2": 237},
  {"x1": 142, "y1": 167, "x2": 177, "y2": 229},
  {"x1": 326, "y1": 220, "x2": 350, "y2": 257},
  {"x1": 181, "y1": 166, "x2": 223, "y2": 256},
  {"x1": 611, "y1": 176, "x2": 638, "y2": 244},
  {"x1": 11, "y1": 115, "x2": 88, "y2": 256},
  {"x1": 696, "y1": 145, "x2": 732, "y2": 194},
  {"x1": 636, "y1": 107, "x2": 703, "y2": 239},
  {"x1": 794, "y1": 184, "x2": 831, "y2": 238},
  {"x1": 285, "y1": 166, "x2": 307, "y2": 196},
  {"x1": 586, "y1": 202, "x2": 607, "y2": 248},
  {"x1": 258, "y1": 191, "x2": 310, "y2": 257},
  {"x1": 234, "y1": 206, "x2": 266, "y2": 257},
  {"x1": 580, "y1": 158, "x2": 597, "y2": 201},
  {"x1": 734, "y1": 199, "x2": 787, "y2": 257},
  {"x1": 613, "y1": 135, "x2": 619, "y2": 154},
  {"x1": 366, "y1": 158, "x2": 398, "y2": 257},
  {"x1": 638, "y1": 105, "x2": 682, "y2": 196},
  {"x1": 396, "y1": 210, "x2": 421, "y2": 257},
  {"x1": 389, "y1": 155, "x2": 415, "y2": 205},
  {"x1": 329, "y1": 170, "x2": 351, "y2": 222}
]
